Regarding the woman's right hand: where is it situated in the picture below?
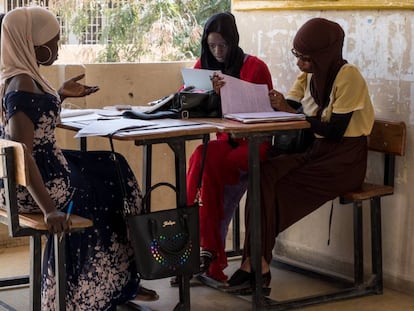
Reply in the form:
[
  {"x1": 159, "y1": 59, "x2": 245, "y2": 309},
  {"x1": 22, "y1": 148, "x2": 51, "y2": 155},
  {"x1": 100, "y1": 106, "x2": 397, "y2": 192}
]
[
  {"x1": 211, "y1": 73, "x2": 225, "y2": 95},
  {"x1": 269, "y1": 89, "x2": 296, "y2": 113},
  {"x1": 44, "y1": 210, "x2": 71, "y2": 234}
]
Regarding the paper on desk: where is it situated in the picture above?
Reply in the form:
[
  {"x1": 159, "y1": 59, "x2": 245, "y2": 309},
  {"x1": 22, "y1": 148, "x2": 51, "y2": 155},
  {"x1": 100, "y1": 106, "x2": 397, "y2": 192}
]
[
  {"x1": 224, "y1": 111, "x2": 306, "y2": 123},
  {"x1": 61, "y1": 108, "x2": 97, "y2": 118},
  {"x1": 74, "y1": 118, "x2": 155, "y2": 138},
  {"x1": 220, "y1": 74, "x2": 273, "y2": 115}
]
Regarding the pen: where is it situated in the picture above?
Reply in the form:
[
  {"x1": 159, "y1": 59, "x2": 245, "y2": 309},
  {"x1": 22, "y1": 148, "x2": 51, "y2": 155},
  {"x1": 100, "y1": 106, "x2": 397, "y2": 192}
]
[
  {"x1": 66, "y1": 201, "x2": 73, "y2": 222},
  {"x1": 59, "y1": 200, "x2": 73, "y2": 242}
]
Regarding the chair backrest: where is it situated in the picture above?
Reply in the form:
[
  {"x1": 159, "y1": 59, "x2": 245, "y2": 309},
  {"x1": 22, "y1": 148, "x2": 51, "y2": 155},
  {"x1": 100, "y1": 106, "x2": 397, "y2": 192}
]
[
  {"x1": 367, "y1": 119, "x2": 406, "y2": 186},
  {"x1": 0, "y1": 139, "x2": 32, "y2": 237},
  {"x1": 0, "y1": 139, "x2": 93, "y2": 238},
  {"x1": 368, "y1": 119, "x2": 406, "y2": 156}
]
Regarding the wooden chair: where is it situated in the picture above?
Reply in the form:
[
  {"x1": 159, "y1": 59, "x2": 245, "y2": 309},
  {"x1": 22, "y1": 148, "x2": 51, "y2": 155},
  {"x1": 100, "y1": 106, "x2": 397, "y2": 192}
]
[
  {"x1": 271, "y1": 119, "x2": 407, "y2": 309},
  {"x1": 338, "y1": 119, "x2": 406, "y2": 294},
  {"x1": 0, "y1": 139, "x2": 93, "y2": 311}
]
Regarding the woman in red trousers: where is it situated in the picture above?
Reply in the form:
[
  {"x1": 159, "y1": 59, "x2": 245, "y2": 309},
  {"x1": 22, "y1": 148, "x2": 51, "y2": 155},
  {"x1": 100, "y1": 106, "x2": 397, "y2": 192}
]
[{"x1": 186, "y1": 12, "x2": 274, "y2": 282}]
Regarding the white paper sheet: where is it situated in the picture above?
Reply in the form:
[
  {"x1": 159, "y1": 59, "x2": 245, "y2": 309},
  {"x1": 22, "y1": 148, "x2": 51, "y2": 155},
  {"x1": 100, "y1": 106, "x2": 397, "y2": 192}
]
[
  {"x1": 219, "y1": 74, "x2": 273, "y2": 115},
  {"x1": 180, "y1": 68, "x2": 220, "y2": 91},
  {"x1": 74, "y1": 118, "x2": 155, "y2": 138},
  {"x1": 61, "y1": 108, "x2": 97, "y2": 118}
]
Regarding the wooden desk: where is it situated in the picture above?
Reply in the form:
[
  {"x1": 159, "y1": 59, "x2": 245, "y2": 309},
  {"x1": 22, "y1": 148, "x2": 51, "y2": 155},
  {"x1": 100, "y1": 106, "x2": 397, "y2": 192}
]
[
  {"x1": 60, "y1": 117, "x2": 311, "y2": 310},
  {"x1": 59, "y1": 118, "x2": 218, "y2": 311}
]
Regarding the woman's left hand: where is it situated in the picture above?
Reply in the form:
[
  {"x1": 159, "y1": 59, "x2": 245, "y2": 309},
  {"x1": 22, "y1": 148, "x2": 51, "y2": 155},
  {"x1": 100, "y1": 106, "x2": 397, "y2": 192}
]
[{"x1": 58, "y1": 74, "x2": 99, "y2": 101}]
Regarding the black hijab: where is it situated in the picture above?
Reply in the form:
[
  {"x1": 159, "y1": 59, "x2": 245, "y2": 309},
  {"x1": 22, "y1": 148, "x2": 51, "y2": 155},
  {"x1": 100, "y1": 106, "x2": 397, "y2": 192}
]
[
  {"x1": 293, "y1": 18, "x2": 347, "y2": 113},
  {"x1": 200, "y1": 12, "x2": 245, "y2": 78}
]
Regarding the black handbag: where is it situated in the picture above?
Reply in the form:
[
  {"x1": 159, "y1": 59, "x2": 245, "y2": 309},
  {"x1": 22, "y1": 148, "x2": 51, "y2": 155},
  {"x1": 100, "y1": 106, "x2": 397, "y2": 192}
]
[
  {"x1": 127, "y1": 182, "x2": 200, "y2": 279},
  {"x1": 269, "y1": 128, "x2": 315, "y2": 156},
  {"x1": 122, "y1": 89, "x2": 222, "y2": 120},
  {"x1": 109, "y1": 135, "x2": 207, "y2": 280},
  {"x1": 172, "y1": 90, "x2": 222, "y2": 118}
]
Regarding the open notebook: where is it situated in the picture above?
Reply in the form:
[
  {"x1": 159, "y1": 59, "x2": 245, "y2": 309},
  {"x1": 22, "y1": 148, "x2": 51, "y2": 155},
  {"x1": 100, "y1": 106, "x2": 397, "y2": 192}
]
[{"x1": 220, "y1": 74, "x2": 305, "y2": 123}]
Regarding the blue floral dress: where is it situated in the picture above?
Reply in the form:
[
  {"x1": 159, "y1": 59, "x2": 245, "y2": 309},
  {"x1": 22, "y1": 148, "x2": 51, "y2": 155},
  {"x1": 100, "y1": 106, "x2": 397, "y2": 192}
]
[{"x1": 1, "y1": 91, "x2": 142, "y2": 311}]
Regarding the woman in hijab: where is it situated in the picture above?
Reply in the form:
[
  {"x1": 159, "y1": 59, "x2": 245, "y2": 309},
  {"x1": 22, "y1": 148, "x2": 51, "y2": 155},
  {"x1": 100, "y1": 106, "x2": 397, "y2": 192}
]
[
  {"x1": 0, "y1": 7, "x2": 157, "y2": 310},
  {"x1": 227, "y1": 18, "x2": 375, "y2": 290},
  {"x1": 186, "y1": 12, "x2": 274, "y2": 282}
]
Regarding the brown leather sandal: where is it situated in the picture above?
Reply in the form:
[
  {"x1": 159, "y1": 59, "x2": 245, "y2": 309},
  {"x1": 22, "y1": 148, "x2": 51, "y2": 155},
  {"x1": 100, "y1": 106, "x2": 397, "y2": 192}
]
[{"x1": 134, "y1": 286, "x2": 159, "y2": 301}]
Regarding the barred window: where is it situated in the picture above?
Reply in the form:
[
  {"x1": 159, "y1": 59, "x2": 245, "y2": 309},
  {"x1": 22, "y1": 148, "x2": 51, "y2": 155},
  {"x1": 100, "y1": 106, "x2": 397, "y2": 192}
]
[{"x1": 6, "y1": 0, "x2": 49, "y2": 11}]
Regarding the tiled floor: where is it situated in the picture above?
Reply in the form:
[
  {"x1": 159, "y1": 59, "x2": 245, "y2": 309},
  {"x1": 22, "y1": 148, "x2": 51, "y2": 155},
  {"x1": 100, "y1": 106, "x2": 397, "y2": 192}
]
[{"x1": 1, "y1": 245, "x2": 414, "y2": 311}]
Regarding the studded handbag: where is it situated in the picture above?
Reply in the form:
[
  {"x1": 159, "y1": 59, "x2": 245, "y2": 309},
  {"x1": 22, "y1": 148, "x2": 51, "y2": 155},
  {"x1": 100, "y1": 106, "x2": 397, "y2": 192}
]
[{"x1": 109, "y1": 135, "x2": 207, "y2": 280}]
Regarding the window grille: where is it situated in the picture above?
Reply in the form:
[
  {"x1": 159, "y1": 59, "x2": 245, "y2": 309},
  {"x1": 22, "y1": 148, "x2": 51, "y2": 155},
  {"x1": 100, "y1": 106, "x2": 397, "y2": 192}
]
[{"x1": 6, "y1": 0, "x2": 49, "y2": 11}]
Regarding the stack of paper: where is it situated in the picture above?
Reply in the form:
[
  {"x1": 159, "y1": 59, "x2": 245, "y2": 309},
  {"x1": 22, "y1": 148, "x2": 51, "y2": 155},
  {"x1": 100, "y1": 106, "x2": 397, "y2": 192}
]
[
  {"x1": 74, "y1": 118, "x2": 155, "y2": 138},
  {"x1": 224, "y1": 111, "x2": 305, "y2": 123},
  {"x1": 220, "y1": 74, "x2": 305, "y2": 123},
  {"x1": 61, "y1": 108, "x2": 97, "y2": 118}
]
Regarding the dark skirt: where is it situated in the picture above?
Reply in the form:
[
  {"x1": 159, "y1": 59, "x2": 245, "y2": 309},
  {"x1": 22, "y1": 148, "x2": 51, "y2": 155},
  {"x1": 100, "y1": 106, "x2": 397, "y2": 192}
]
[
  {"x1": 42, "y1": 150, "x2": 141, "y2": 311},
  {"x1": 244, "y1": 136, "x2": 368, "y2": 263}
]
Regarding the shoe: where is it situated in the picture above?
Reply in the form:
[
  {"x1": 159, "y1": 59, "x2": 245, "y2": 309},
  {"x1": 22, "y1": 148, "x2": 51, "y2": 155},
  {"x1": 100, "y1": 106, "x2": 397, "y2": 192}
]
[
  {"x1": 226, "y1": 269, "x2": 271, "y2": 289},
  {"x1": 227, "y1": 269, "x2": 251, "y2": 288},
  {"x1": 134, "y1": 286, "x2": 159, "y2": 301},
  {"x1": 199, "y1": 249, "x2": 217, "y2": 275}
]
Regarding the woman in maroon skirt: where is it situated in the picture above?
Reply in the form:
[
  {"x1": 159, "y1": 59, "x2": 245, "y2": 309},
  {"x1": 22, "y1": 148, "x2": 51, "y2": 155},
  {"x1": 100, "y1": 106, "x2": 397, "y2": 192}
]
[{"x1": 227, "y1": 17, "x2": 375, "y2": 289}]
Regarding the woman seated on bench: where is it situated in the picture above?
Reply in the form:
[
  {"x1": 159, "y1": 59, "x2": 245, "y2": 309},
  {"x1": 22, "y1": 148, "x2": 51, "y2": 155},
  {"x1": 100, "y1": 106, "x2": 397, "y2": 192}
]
[
  {"x1": 0, "y1": 7, "x2": 157, "y2": 309},
  {"x1": 227, "y1": 17, "x2": 375, "y2": 289}
]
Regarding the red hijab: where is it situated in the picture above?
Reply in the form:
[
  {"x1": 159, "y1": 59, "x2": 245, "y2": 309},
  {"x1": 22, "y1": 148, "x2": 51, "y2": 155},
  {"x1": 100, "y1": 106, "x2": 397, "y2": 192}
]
[{"x1": 293, "y1": 18, "x2": 347, "y2": 114}]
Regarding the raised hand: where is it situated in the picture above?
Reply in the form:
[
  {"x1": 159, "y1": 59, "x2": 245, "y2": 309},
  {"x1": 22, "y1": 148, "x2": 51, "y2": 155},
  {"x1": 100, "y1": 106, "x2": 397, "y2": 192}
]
[{"x1": 58, "y1": 74, "x2": 99, "y2": 101}]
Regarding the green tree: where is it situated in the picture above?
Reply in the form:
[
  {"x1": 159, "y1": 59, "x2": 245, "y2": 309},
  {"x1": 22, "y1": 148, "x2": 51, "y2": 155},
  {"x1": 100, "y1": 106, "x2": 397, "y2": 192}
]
[{"x1": 50, "y1": 0, "x2": 231, "y2": 62}]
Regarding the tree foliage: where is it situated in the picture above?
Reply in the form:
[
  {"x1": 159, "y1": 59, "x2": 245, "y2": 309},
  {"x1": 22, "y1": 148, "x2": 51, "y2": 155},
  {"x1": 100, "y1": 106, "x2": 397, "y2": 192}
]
[{"x1": 49, "y1": 0, "x2": 231, "y2": 62}]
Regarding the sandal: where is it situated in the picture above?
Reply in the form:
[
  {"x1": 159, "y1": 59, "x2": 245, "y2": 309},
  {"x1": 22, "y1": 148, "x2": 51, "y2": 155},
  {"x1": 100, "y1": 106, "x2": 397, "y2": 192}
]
[
  {"x1": 134, "y1": 286, "x2": 159, "y2": 301},
  {"x1": 226, "y1": 269, "x2": 251, "y2": 289},
  {"x1": 199, "y1": 249, "x2": 217, "y2": 275},
  {"x1": 225, "y1": 270, "x2": 272, "y2": 293}
]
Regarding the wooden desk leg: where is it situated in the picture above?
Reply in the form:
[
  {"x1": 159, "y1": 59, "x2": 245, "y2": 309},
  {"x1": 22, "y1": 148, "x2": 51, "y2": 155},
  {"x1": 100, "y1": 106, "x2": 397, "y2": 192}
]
[
  {"x1": 142, "y1": 144, "x2": 152, "y2": 209},
  {"x1": 79, "y1": 137, "x2": 87, "y2": 152},
  {"x1": 168, "y1": 139, "x2": 191, "y2": 311},
  {"x1": 248, "y1": 136, "x2": 265, "y2": 310},
  {"x1": 54, "y1": 234, "x2": 66, "y2": 311}
]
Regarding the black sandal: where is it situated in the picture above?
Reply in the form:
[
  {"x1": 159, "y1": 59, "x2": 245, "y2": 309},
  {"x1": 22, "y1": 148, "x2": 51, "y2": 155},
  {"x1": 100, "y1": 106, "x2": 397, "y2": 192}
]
[
  {"x1": 225, "y1": 270, "x2": 272, "y2": 295},
  {"x1": 199, "y1": 249, "x2": 216, "y2": 275},
  {"x1": 226, "y1": 269, "x2": 251, "y2": 288}
]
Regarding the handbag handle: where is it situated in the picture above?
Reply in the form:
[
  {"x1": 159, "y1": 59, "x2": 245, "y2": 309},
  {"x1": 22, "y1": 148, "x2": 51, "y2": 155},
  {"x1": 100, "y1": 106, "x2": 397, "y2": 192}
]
[
  {"x1": 109, "y1": 133, "x2": 209, "y2": 214},
  {"x1": 142, "y1": 182, "x2": 176, "y2": 214}
]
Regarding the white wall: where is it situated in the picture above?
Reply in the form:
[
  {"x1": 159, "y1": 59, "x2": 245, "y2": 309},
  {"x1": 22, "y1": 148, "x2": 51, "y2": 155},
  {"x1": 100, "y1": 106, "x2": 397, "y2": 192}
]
[{"x1": 233, "y1": 9, "x2": 414, "y2": 293}]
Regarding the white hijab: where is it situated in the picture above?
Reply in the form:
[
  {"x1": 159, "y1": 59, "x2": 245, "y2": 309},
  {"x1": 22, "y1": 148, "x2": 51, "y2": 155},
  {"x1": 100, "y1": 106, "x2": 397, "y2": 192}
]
[{"x1": 0, "y1": 7, "x2": 60, "y2": 99}]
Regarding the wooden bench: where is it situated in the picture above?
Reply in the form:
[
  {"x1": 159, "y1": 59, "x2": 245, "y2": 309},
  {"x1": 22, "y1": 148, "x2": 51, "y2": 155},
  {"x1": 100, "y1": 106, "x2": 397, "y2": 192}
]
[
  {"x1": 0, "y1": 139, "x2": 93, "y2": 311},
  {"x1": 338, "y1": 119, "x2": 406, "y2": 293},
  {"x1": 270, "y1": 119, "x2": 406, "y2": 309}
]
